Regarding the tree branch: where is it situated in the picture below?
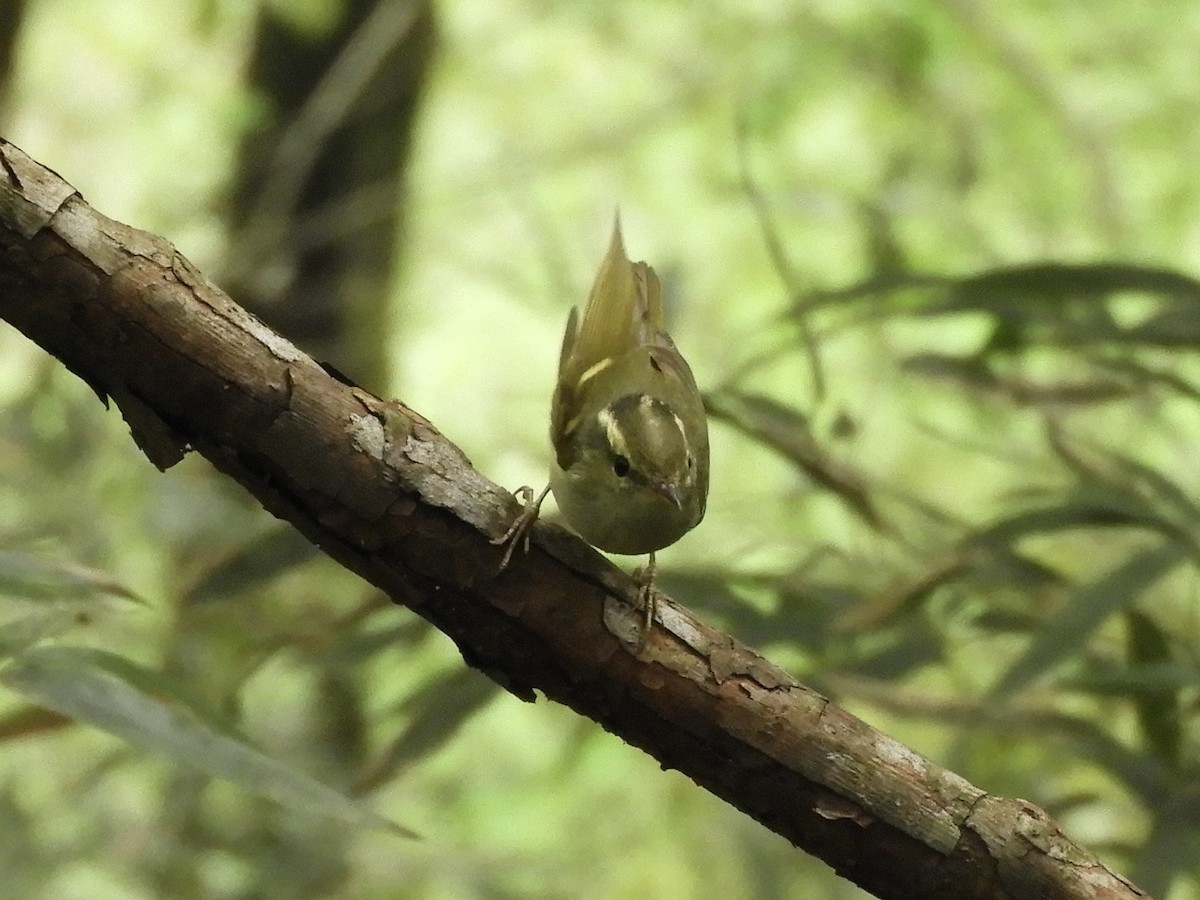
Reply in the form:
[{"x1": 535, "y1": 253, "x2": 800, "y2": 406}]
[{"x1": 0, "y1": 139, "x2": 1146, "y2": 900}]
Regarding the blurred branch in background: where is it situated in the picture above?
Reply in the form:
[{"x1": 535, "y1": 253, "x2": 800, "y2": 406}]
[
  {"x1": 222, "y1": 0, "x2": 436, "y2": 389},
  {"x1": 0, "y1": 0, "x2": 25, "y2": 118}
]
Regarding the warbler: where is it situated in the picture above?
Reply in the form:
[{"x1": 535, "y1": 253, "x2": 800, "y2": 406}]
[{"x1": 495, "y1": 215, "x2": 709, "y2": 642}]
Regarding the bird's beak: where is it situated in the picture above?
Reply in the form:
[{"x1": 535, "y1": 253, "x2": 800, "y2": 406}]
[{"x1": 653, "y1": 481, "x2": 684, "y2": 510}]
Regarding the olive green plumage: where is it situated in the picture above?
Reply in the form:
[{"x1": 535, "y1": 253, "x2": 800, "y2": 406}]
[
  {"x1": 549, "y1": 219, "x2": 708, "y2": 555},
  {"x1": 495, "y1": 215, "x2": 709, "y2": 640}
]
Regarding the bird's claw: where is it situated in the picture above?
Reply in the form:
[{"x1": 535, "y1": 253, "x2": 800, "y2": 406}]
[
  {"x1": 491, "y1": 485, "x2": 548, "y2": 571},
  {"x1": 633, "y1": 551, "x2": 658, "y2": 650}
]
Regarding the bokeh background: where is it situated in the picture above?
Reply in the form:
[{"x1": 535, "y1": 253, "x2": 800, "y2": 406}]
[{"x1": 2, "y1": 1, "x2": 1200, "y2": 897}]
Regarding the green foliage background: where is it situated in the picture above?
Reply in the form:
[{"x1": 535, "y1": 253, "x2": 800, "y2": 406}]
[{"x1": 3, "y1": 1, "x2": 1200, "y2": 898}]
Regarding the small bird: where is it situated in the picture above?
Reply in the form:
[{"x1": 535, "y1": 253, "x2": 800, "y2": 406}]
[{"x1": 495, "y1": 215, "x2": 709, "y2": 642}]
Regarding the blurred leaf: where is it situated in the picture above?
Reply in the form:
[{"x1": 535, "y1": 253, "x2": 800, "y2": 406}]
[
  {"x1": 991, "y1": 541, "x2": 1187, "y2": 698},
  {"x1": 837, "y1": 545, "x2": 1062, "y2": 633},
  {"x1": 968, "y1": 547, "x2": 1066, "y2": 591},
  {"x1": 835, "y1": 553, "x2": 971, "y2": 631},
  {"x1": 843, "y1": 619, "x2": 946, "y2": 681},
  {"x1": 1097, "y1": 450, "x2": 1200, "y2": 543},
  {"x1": 0, "y1": 549, "x2": 144, "y2": 604},
  {"x1": 1047, "y1": 429, "x2": 1200, "y2": 560},
  {"x1": 1124, "y1": 610, "x2": 1182, "y2": 767},
  {"x1": 353, "y1": 668, "x2": 498, "y2": 795},
  {"x1": 1130, "y1": 307, "x2": 1200, "y2": 346},
  {"x1": 0, "y1": 787, "x2": 44, "y2": 900},
  {"x1": 1012, "y1": 711, "x2": 1172, "y2": 806},
  {"x1": 1093, "y1": 356, "x2": 1200, "y2": 402},
  {"x1": 939, "y1": 263, "x2": 1200, "y2": 319},
  {"x1": 1062, "y1": 659, "x2": 1199, "y2": 694},
  {"x1": 705, "y1": 390, "x2": 882, "y2": 528},
  {"x1": 659, "y1": 569, "x2": 754, "y2": 622},
  {"x1": 794, "y1": 264, "x2": 1200, "y2": 354},
  {"x1": 0, "y1": 704, "x2": 71, "y2": 741},
  {"x1": 0, "y1": 609, "x2": 80, "y2": 659},
  {"x1": 791, "y1": 271, "x2": 949, "y2": 315},
  {"x1": 1042, "y1": 791, "x2": 1109, "y2": 821},
  {"x1": 856, "y1": 198, "x2": 907, "y2": 280},
  {"x1": 182, "y1": 528, "x2": 319, "y2": 604},
  {"x1": 323, "y1": 618, "x2": 435, "y2": 670},
  {"x1": 0, "y1": 646, "x2": 415, "y2": 838},
  {"x1": 969, "y1": 428, "x2": 1200, "y2": 554},
  {"x1": 970, "y1": 608, "x2": 1040, "y2": 634},
  {"x1": 1132, "y1": 794, "x2": 1200, "y2": 895},
  {"x1": 902, "y1": 353, "x2": 1134, "y2": 406},
  {"x1": 901, "y1": 352, "x2": 999, "y2": 389},
  {"x1": 970, "y1": 499, "x2": 1160, "y2": 548},
  {"x1": 665, "y1": 568, "x2": 849, "y2": 653}
]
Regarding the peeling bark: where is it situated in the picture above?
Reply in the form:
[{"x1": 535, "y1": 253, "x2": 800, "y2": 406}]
[{"x1": 0, "y1": 139, "x2": 1147, "y2": 900}]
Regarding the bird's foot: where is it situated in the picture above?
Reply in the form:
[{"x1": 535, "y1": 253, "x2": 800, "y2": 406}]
[{"x1": 491, "y1": 485, "x2": 550, "y2": 571}]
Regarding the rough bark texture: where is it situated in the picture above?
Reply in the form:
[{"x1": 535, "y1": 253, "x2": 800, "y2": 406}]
[{"x1": 0, "y1": 139, "x2": 1148, "y2": 900}]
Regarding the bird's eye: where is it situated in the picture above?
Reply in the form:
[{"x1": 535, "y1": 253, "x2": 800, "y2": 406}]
[
  {"x1": 686, "y1": 454, "x2": 694, "y2": 470},
  {"x1": 612, "y1": 455, "x2": 631, "y2": 477}
]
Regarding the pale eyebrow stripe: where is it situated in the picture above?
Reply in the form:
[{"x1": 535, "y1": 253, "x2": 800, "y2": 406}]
[
  {"x1": 597, "y1": 406, "x2": 629, "y2": 457},
  {"x1": 670, "y1": 411, "x2": 688, "y2": 451},
  {"x1": 669, "y1": 409, "x2": 691, "y2": 461}
]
